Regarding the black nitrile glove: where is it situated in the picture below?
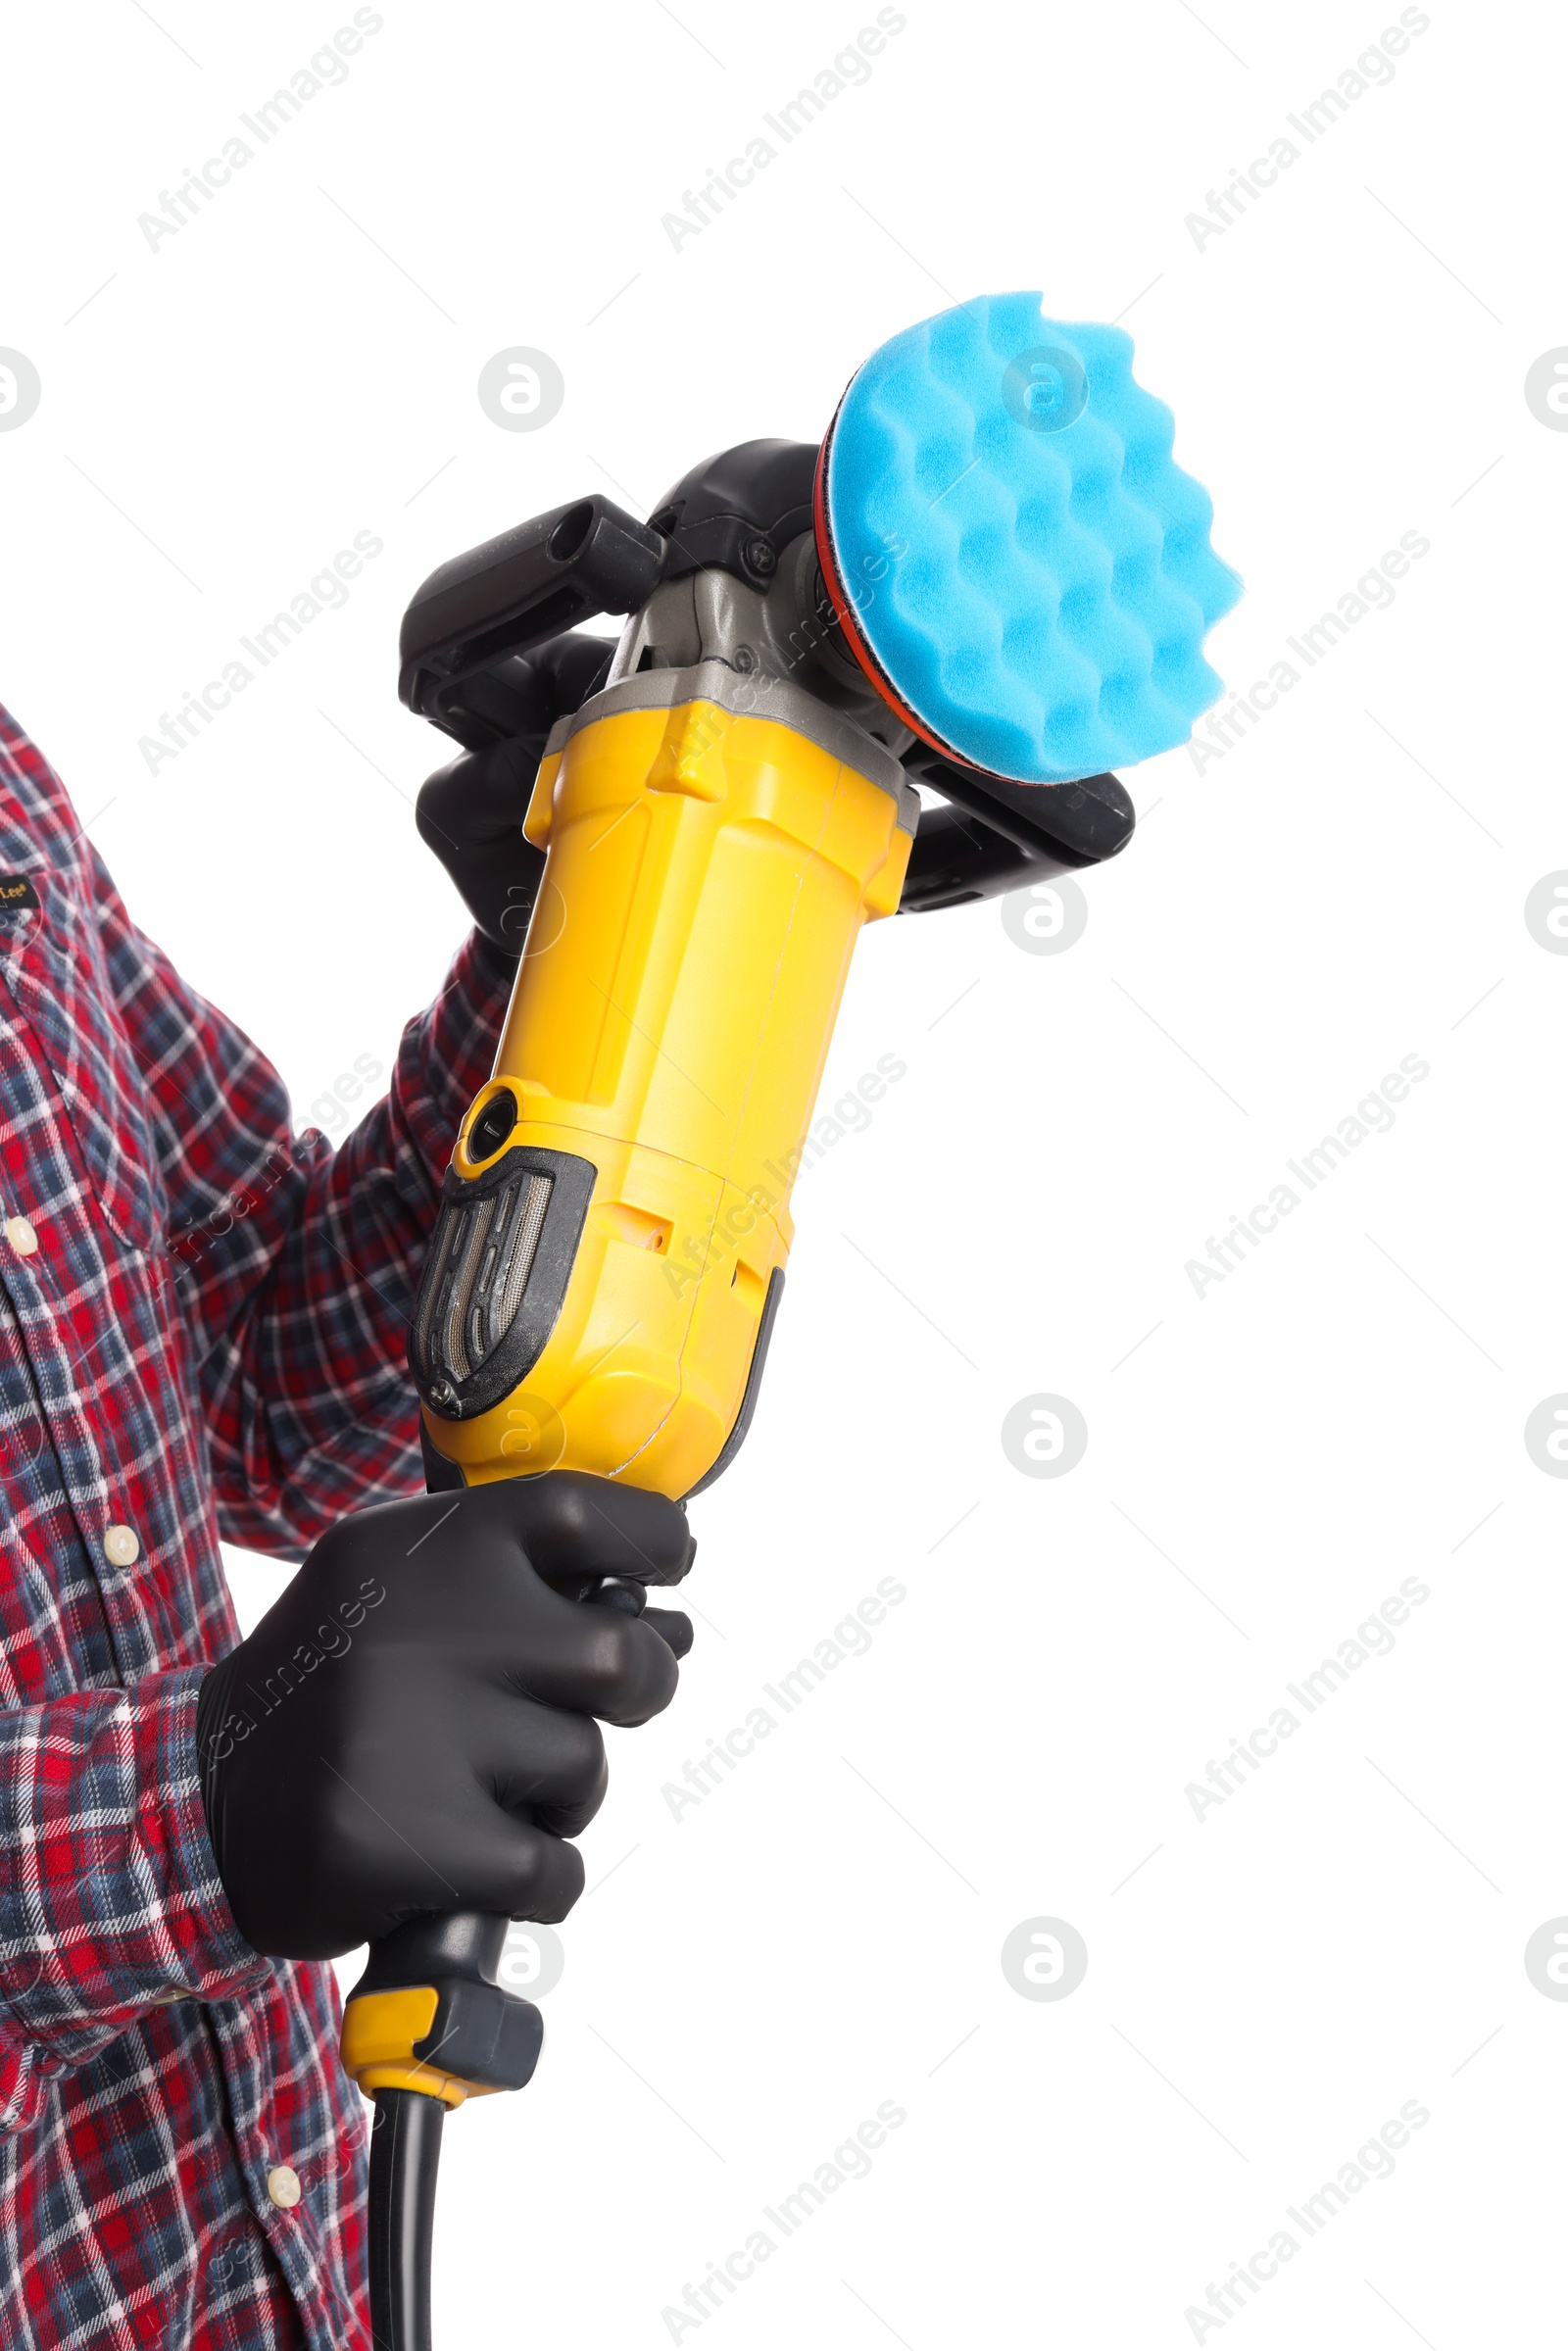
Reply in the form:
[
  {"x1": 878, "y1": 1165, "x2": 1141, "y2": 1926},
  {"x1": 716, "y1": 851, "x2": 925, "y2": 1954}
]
[
  {"x1": 416, "y1": 737, "x2": 544, "y2": 960},
  {"x1": 416, "y1": 631, "x2": 614, "y2": 957},
  {"x1": 195, "y1": 1474, "x2": 694, "y2": 1961}
]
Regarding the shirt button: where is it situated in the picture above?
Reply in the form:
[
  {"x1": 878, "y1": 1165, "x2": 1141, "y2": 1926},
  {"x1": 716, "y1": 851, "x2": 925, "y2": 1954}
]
[
  {"x1": 267, "y1": 2165, "x2": 302, "y2": 2210},
  {"x1": 102, "y1": 1525, "x2": 140, "y2": 1567},
  {"x1": 3, "y1": 1216, "x2": 37, "y2": 1257}
]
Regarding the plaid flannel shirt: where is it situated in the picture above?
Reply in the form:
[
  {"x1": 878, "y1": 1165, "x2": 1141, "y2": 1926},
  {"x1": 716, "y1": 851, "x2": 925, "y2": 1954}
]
[{"x1": 0, "y1": 704, "x2": 509, "y2": 2348}]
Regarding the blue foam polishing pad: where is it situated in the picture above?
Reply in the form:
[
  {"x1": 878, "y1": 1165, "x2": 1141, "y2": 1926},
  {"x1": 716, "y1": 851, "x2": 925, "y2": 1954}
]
[{"x1": 817, "y1": 292, "x2": 1242, "y2": 784}]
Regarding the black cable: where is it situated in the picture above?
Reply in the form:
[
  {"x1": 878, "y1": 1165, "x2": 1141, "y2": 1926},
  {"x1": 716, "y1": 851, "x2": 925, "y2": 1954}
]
[
  {"x1": 368, "y1": 2087, "x2": 446, "y2": 2351},
  {"x1": 357, "y1": 1586, "x2": 657, "y2": 2346}
]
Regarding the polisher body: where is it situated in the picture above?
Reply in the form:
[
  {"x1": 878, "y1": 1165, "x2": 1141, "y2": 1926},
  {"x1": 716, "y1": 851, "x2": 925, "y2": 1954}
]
[{"x1": 412, "y1": 662, "x2": 914, "y2": 1497}]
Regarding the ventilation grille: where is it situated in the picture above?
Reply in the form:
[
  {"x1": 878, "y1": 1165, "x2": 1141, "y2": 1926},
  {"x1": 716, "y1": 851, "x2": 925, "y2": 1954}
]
[{"x1": 413, "y1": 1169, "x2": 554, "y2": 1394}]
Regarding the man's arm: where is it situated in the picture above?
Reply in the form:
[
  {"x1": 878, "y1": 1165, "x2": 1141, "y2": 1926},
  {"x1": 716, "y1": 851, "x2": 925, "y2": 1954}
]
[
  {"x1": 0, "y1": 708, "x2": 517, "y2": 2124},
  {"x1": 0, "y1": 1670, "x2": 268, "y2": 2130},
  {"x1": 88, "y1": 841, "x2": 514, "y2": 1556}
]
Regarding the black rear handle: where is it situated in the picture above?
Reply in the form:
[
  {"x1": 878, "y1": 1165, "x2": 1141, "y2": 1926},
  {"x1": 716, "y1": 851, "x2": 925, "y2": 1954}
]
[{"x1": 399, "y1": 495, "x2": 664, "y2": 738}]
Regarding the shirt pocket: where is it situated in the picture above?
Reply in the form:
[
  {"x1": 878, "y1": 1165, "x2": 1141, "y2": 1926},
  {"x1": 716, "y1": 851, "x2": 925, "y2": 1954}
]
[{"x1": 2, "y1": 876, "x2": 166, "y2": 1255}]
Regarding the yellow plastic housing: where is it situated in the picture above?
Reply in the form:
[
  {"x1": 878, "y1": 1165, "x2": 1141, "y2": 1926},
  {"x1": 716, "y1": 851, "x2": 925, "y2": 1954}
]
[
  {"x1": 423, "y1": 687, "x2": 911, "y2": 1497},
  {"x1": 339, "y1": 1984, "x2": 495, "y2": 2106}
]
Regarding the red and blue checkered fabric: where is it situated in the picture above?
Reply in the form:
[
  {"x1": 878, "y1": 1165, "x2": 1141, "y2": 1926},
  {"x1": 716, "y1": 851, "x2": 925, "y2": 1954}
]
[{"x1": 0, "y1": 704, "x2": 509, "y2": 2347}]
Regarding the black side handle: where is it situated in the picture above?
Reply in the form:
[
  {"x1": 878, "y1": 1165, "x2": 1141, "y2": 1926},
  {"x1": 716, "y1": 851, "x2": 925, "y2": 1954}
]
[
  {"x1": 897, "y1": 750, "x2": 1135, "y2": 915},
  {"x1": 399, "y1": 496, "x2": 664, "y2": 738},
  {"x1": 412, "y1": 631, "x2": 618, "y2": 759},
  {"x1": 898, "y1": 804, "x2": 1072, "y2": 912}
]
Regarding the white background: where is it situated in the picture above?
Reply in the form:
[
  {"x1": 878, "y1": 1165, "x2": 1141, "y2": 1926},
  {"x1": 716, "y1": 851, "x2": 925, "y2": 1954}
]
[{"x1": 1, "y1": 1, "x2": 1564, "y2": 2343}]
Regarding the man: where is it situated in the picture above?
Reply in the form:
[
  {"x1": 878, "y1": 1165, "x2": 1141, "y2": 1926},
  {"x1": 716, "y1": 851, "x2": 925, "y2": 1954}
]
[{"x1": 0, "y1": 702, "x2": 689, "y2": 2347}]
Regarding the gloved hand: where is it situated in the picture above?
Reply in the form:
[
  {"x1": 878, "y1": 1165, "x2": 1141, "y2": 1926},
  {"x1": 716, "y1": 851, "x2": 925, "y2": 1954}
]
[
  {"x1": 416, "y1": 630, "x2": 615, "y2": 957},
  {"x1": 416, "y1": 737, "x2": 544, "y2": 960},
  {"x1": 195, "y1": 1473, "x2": 694, "y2": 1961}
]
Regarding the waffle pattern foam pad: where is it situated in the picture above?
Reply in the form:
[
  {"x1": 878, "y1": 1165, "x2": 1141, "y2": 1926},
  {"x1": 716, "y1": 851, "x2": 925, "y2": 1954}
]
[{"x1": 824, "y1": 292, "x2": 1242, "y2": 783}]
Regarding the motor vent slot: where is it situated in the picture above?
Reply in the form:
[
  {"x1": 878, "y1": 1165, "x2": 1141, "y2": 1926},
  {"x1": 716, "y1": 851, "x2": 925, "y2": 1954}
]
[{"x1": 410, "y1": 1146, "x2": 597, "y2": 1420}]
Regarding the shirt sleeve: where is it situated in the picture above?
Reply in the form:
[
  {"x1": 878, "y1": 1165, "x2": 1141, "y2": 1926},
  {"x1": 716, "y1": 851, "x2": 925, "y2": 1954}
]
[
  {"x1": 88, "y1": 844, "x2": 514, "y2": 1559},
  {"x1": 0, "y1": 1670, "x2": 267, "y2": 2132}
]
